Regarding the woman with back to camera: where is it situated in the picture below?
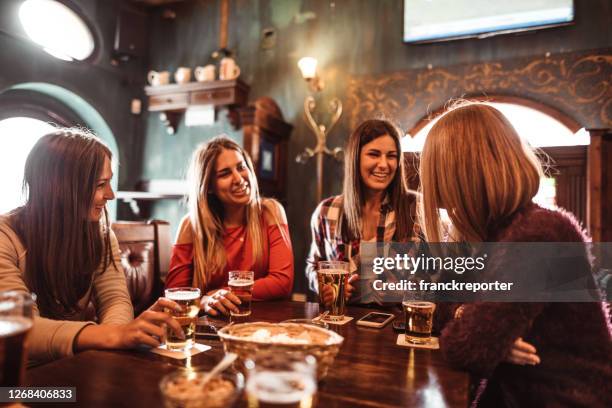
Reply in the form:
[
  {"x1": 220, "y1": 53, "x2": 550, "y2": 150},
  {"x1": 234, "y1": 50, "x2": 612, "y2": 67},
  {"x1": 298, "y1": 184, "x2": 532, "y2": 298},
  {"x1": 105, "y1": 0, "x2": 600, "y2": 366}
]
[
  {"x1": 0, "y1": 129, "x2": 184, "y2": 365},
  {"x1": 306, "y1": 119, "x2": 420, "y2": 304},
  {"x1": 419, "y1": 103, "x2": 611, "y2": 406},
  {"x1": 166, "y1": 136, "x2": 294, "y2": 316}
]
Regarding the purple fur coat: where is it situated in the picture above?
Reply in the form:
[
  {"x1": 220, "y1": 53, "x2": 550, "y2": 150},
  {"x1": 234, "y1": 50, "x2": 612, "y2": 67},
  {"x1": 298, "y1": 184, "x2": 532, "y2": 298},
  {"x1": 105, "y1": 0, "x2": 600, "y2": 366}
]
[{"x1": 439, "y1": 204, "x2": 612, "y2": 407}]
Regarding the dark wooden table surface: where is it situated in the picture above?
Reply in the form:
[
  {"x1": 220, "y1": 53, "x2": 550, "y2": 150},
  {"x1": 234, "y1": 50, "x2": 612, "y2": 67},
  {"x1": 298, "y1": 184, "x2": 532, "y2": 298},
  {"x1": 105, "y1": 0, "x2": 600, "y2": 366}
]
[{"x1": 26, "y1": 301, "x2": 469, "y2": 407}]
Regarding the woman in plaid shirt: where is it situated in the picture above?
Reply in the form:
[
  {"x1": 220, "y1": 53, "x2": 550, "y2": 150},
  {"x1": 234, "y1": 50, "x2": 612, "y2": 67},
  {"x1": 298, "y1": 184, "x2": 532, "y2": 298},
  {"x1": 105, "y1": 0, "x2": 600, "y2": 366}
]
[{"x1": 306, "y1": 119, "x2": 419, "y2": 304}]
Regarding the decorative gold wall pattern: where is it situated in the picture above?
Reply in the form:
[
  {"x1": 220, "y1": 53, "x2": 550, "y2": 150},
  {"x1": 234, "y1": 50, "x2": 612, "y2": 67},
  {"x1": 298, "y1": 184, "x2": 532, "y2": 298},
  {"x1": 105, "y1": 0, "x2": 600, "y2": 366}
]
[{"x1": 346, "y1": 49, "x2": 612, "y2": 132}]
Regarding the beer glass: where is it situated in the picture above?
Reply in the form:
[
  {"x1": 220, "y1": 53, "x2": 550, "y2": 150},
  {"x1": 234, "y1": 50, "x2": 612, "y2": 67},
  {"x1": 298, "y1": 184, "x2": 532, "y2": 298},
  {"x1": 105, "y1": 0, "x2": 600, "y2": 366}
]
[
  {"x1": 0, "y1": 291, "x2": 35, "y2": 387},
  {"x1": 246, "y1": 352, "x2": 317, "y2": 408},
  {"x1": 403, "y1": 301, "x2": 436, "y2": 344},
  {"x1": 228, "y1": 270, "x2": 254, "y2": 317},
  {"x1": 164, "y1": 287, "x2": 201, "y2": 351},
  {"x1": 316, "y1": 261, "x2": 349, "y2": 321}
]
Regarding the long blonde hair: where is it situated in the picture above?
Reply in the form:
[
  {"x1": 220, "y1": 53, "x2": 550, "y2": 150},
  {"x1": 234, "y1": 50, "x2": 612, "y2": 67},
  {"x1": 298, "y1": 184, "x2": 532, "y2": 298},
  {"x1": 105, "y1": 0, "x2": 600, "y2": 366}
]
[
  {"x1": 187, "y1": 137, "x2": 265, "y2": 289},
  {"x1": 418, "y1": 103, "x2": 543, "y2": 242}
]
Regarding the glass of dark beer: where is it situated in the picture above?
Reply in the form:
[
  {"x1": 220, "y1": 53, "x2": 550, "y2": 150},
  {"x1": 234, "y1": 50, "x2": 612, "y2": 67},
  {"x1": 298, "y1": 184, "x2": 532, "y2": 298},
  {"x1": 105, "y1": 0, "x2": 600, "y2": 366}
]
[
  {"x1": 0, "y1": 291, "x2": 35, "y2": 387},
  {"x1": 402, "y1": 301, "x2": 436, "y2": 345},
  {"x1": 228, "y1": 270, "x2": 254, "y2": 317},
  {"x1": 164, "y1": 287, "x2": 201, "y2": 351}
]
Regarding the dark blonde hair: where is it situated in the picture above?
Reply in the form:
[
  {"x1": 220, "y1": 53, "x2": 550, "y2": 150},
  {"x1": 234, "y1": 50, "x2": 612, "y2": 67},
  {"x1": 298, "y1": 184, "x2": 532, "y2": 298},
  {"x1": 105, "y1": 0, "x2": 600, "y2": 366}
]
[
  {"x1": 10, "y1": 129, "x2": 113, "y2": 318},
  {"x1": 342, "y1": 119, "x2": 415, "y2": 241},
  {"x1": 187, "y1": 136, "x2": 276, "y2": 289},
  {"x1": 419, "y1": 103, "x2": 543, "y2": 242}
]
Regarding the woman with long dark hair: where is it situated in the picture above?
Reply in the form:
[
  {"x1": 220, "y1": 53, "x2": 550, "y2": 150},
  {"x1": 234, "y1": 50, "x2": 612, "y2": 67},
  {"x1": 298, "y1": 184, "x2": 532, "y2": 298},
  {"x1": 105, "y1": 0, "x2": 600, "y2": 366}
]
[
  {"x1": 0, "y1": 129, "x2": 183, "y2": 364},
  {"x1": 306, "y1": 119, "x2": 419, "y2": 304},
  {"x1": 166, "y1": 136, "x2": 294, "y2": 315}
]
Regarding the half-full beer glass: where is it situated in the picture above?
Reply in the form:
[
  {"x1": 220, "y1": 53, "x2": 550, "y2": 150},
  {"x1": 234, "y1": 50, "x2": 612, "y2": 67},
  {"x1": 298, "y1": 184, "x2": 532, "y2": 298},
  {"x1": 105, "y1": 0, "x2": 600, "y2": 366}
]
[
  {"x1": 246, "y1": 352, "x2": 317, "y2": 408},
  {"x1": 164, "y1": 287, "x2": 201, "y2": 351},
  {"x1": 0, "y1": 291, "x2": 35, "y2": 387},
  {"x1": 403, "y1": 301, "x2": 436, "y2": 344},
  {"x1": 317, "y1": 261, "x2": 349, "y2": 321},
  {"x1": 228, "y1": 270, "x2": 254, "y2": 317}
]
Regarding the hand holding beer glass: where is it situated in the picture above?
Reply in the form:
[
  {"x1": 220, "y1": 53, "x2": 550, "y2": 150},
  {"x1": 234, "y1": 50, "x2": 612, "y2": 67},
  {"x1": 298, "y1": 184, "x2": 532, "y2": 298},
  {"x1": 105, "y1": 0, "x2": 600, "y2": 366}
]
[
  {"x1": 164, "y1": 287, "x2": 201, "y2": 351},
  {"x1": 0, "y1": 291, "x2": 35, "y2": 387},
  {"x1": 317, "y1": 261, "x2": 349, "y2": 321}
]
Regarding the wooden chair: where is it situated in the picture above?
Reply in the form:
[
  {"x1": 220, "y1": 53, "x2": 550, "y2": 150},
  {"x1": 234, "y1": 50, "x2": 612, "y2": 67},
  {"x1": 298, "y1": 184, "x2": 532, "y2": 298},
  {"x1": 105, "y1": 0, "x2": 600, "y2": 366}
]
[{"x1": 111, "y1": 220, "x2": 171, "y2": 315}]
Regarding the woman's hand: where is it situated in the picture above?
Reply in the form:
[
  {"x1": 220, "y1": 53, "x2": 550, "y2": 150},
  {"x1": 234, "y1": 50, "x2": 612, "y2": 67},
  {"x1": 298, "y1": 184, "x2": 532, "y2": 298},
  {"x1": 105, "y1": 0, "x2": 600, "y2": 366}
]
[
  {"x1": 76, "y1": 298, "x2": 185, "y2": 351},
  {"x1": 115, "y1": 298, "x2": 185, "y2": 348},
  {"x1": 202, "y1": 289, "x2": 241, "y2": 316},
  {"x1": 319, "y1": 274, "x2": 358, "y2": 305},
  {"x1": 505, "y1": 337, "x2": 540, "y2": 365},
  {"x1": 345, "y1": 274, "x2": 359, "y2": 300}
]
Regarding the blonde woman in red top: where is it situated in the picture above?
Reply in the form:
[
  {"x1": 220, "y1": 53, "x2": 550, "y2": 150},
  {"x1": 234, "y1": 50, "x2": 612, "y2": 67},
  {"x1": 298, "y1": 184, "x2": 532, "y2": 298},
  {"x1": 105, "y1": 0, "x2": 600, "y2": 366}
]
[{"x1": 166, "y1": 136, "x2": 294, "y2": 315}]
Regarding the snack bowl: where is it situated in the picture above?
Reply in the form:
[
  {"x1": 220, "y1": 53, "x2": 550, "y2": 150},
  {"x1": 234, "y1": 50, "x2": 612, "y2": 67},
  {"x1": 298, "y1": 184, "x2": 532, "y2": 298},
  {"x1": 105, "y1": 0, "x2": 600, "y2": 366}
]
[
  {"x1": 159, "y1": 368, "x2": 244, "y2": 408},
  {"x1": 217, "y1": 322, "x2": 344, "y2": 380}
]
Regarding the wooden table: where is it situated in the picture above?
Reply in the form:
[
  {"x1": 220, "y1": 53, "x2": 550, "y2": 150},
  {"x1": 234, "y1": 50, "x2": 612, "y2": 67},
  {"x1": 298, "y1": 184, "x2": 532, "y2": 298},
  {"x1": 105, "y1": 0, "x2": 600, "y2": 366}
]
[{"x1": 26, "y1": 302, "x2": 469, "y2": 407}]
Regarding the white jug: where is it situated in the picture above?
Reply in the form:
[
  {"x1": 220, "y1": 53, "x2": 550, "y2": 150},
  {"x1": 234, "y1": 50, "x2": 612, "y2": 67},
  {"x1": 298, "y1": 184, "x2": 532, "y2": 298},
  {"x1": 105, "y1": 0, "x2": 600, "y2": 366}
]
[
  {"x1": 194, "y1": 64, "x2": 216, "y2": 82},
  {"x1": 219, "y1": 57, "x2": 241, "y2": 80},
  {"x1": 147, "y1": 70, "x2": 170, "y2": 86}
]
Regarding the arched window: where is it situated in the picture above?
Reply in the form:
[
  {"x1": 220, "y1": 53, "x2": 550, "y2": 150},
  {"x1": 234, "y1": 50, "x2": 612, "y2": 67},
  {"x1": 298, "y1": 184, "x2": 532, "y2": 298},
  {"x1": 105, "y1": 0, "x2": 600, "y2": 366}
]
[
  {"x1": 0, "y1": 117, "x2": 55, "y2": 213},
  {"x1": 0, "y1": 86, "x2": 119, "y2": 218},
  {"x1": 403, "y1": 101, "x2": 589, "y2": 222}
]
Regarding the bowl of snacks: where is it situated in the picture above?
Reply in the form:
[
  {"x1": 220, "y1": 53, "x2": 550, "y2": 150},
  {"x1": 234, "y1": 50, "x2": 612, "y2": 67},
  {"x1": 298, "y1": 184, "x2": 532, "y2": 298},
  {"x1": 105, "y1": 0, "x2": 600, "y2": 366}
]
[
  {"x1": 159, "y1": 368, "x2": 244, "y2": 408},
  {"x1": 217, "y1": 322, "x2": 344, "y2": 379}
]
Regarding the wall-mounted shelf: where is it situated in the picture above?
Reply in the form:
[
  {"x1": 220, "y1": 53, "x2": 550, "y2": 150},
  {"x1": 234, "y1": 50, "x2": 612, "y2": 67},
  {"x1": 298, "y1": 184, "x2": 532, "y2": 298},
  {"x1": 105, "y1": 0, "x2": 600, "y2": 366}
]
[
  {"x1": 117, "y1": 179, "x2": 187, "y2": 218},
  {"x1": 145, "y1": 79, "x2": 250, "y2": 133}
]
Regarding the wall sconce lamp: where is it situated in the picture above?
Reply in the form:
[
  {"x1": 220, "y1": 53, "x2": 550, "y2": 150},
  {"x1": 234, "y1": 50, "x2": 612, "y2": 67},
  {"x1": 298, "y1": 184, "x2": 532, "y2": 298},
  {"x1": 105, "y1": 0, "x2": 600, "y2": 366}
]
[{"x1": 295, "y1": 57, "x2": 343, "y2": 203}]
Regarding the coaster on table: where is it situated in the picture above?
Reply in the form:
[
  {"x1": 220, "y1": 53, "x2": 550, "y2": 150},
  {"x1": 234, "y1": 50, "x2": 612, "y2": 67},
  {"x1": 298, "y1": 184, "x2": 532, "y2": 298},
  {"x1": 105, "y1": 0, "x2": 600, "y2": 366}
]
[
  {"x1": 396, "y1": 334, "x2": 439, "y2": 350},
  {"x1": 314, "y1": 315, "x2": 354, "y2": 325},
  {"x1": 151, "y1": 342, "x2": 212, "y2": 359}
]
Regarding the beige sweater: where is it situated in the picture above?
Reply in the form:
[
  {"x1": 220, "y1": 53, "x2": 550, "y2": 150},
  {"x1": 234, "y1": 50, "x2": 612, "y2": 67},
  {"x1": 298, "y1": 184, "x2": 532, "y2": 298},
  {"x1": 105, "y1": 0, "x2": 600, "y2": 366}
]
[{"x1": 0, "y1": 216, "x2": 134, "y2": 364}]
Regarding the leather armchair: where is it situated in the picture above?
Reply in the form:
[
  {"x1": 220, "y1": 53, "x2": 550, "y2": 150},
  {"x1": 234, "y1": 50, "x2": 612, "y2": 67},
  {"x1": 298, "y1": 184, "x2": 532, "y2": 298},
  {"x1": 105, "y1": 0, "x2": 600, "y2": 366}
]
[{"x1": 111, "y1": 220, "x2": 171, "y2": 315}]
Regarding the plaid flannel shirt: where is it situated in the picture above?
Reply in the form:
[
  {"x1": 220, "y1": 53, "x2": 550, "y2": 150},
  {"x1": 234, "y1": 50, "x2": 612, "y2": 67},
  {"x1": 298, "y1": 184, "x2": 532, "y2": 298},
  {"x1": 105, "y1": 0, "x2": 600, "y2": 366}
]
[{"x1": 306, "y1": 194, "x2": 420, "y2": 302}]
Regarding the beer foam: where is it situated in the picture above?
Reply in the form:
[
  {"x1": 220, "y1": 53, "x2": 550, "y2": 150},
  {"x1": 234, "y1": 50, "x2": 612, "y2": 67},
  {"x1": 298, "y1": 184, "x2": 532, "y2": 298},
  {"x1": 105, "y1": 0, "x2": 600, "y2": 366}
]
[
  {"x1": 0, "y1": 317, "x2": 33, "y2": 337},
  {"x1": 318, "y1": 269, "x2": 349, "y2": 275},
  {"x1": 247, "y1": 371, "x2": 315, "y2": 404},
  {"x1": 229, "y1": 279, "x2": 253, "y2": 287},
  {"x1": 166, "y1": 291, "x2": 200, "y2": 301}
]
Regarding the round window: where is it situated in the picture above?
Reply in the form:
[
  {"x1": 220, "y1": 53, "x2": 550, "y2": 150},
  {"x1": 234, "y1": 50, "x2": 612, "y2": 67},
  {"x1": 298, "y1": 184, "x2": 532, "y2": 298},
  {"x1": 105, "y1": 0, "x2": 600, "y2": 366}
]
[{"x1": 19, "y1": 0, "x2": 96, "y2": 62}]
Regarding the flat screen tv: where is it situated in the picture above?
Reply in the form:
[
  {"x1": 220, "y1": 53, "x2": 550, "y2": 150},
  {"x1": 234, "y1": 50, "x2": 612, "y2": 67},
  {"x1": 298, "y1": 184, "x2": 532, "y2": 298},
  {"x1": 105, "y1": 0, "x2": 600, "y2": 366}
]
[{"x1": 404, "y1": 0, "x2": 574, "y2": 43}]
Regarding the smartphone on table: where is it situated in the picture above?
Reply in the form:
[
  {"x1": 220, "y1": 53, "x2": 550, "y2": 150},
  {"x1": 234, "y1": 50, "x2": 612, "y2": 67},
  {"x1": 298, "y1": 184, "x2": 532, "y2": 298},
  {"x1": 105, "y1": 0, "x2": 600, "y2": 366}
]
[{"x1": 356, "y1": 312, "x2": 395, "y2": 328}]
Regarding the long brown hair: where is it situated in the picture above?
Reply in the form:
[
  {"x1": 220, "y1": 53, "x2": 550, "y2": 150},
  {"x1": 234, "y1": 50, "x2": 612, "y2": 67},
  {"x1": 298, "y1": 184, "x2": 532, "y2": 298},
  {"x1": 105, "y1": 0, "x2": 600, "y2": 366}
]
[
  {"x1": 342, "y1": 119, "x2": 415, "y2": 241},
  {"x1": 418, "y1": 103, "x2": 543, "y2": 242},
  {"x1": 10, "y1": 129, "x2": 113, "y2": 318},
  {"x1": 187, "y1": 136, "x2": 282, "y2": 290}
]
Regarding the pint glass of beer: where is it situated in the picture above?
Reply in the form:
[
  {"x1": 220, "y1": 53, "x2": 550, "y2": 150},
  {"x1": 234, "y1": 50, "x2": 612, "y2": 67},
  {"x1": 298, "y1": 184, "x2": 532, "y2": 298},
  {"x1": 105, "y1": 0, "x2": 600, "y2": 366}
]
[
  {"x1": 246, "y1": 352, "x2": 317, "y2": 408},
  {"x1": 403, "y1": 301, "x2": 436, "y2": 344},
  {"x1": 164, "y1": 287, "x2": 201, "y2": 351},
  {"x1": 0, "y1": 291, "x2": 35, "y2": 387},
  {"x1": 228, "y1": 270, "x2": 254, "y2": 317},
  {"x1": 316, "y1": 261, "x2": 349, "y2": 321}
]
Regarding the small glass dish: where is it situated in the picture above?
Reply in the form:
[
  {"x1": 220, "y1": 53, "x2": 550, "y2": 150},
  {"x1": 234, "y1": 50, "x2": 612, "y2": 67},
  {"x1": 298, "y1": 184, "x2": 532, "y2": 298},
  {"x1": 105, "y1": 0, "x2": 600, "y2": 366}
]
[
  {"x1": 281, "y1": 318, "x2": 330, "y2": 330},
  {"x1": 159, "y1": 368, "x2": 244, "y2": 408}
]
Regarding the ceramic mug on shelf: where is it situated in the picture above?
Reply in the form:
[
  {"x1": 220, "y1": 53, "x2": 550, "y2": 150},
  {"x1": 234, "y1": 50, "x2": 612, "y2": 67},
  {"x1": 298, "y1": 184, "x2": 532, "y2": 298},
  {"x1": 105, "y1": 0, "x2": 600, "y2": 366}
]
[
  {"x1": 147, "y1": 70, "x2": 170, "y2": 86},
  {"x1": 174, "y1": 67, "x2": 192, "y2": 84},
  {"x1": 219, "y1": 57, "x2": 241, "y2": 80},
  {"x1": 194, "y1": 64, "x2": 216, "y2": 82}
]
